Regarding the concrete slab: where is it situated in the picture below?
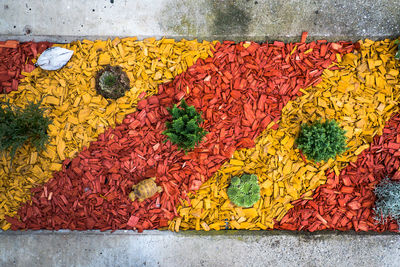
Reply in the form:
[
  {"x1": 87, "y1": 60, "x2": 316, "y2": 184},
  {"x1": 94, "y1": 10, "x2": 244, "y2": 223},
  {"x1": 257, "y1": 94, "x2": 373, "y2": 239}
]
[
  {"x1": 0, "y1": 230, "x2": 399, "y2": 267},
  {"x1": 1, "y1": 1, "x2": 400, "y2": 266},
  {"x1": 0, "y1": 0, "x2": 400, "y2": 43}
]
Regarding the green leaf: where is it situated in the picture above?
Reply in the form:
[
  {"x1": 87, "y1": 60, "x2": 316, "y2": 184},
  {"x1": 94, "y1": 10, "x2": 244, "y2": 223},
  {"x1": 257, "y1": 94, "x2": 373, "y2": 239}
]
[
  {"x1": 241, "y1": 174, "x2": 250, "y2": 183},
  {"x1": 186, "y1": 119, "x2": 197, "y2": 133},
  {"x1": 250, "y1": 184, "x2": 260, "y2": 195},
  {"x1": 242, "y1": 182, "x2": 251, "y2": 193},
  {"x1": 172, "y1": 117, "x2": 185, "y2": 132},
  {"x1": 249, "y1": 174, "x2": 258, "y2": 183},
  {"x1": 237, "y1": 196, "x2": 245, "y2": 206},
  {"x1": 243, "y1": 199, "x2": 252, "y2": 207},
  {"x1": 231, "y1": 176, "x2": 240, "y2": 186},
  {"x1": 395, "y1": 50, "x2": 400, "y2": 60},
  {"x1": 250, "y1": 194, "x2": 260, "y2": 204},
  {"x1": 227, "y1": 187, "x2": 239, "y2": 199}
]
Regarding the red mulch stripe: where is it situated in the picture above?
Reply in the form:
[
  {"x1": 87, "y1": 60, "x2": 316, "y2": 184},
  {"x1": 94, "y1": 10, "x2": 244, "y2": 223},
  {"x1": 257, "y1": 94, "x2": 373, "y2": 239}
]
[
  {"x1": 0, "y1": 40, "x2": 52, "y2": 94},
  {"x1": 276, "y1": 114, "x2": 400, "y2": 232},
  {"x1": 11, "y1": 40, "x2": 354, "y2": 231}
]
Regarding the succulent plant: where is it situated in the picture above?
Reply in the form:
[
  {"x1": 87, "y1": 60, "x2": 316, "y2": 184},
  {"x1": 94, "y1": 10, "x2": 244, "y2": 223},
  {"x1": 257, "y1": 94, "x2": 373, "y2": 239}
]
[
  {"x1": 95, "y1": 65, "x2": 130, "y2": 99},
  {"x1": 374, "y1": 178, "x2": 400, "y2": 225},
  {"x1": 227, "y1": 173, "x2": 260, "y2": 208},
  {"x1": 296, "y1": 119, "x2": 347, "y2": 162}
]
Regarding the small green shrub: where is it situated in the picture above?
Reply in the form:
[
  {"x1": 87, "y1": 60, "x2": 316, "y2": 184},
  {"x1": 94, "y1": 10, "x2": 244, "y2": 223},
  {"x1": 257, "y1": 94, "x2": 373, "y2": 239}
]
[
  {"x1": 163, "y1": 99, "x2": 207, "y2": 152},
  {"x1": 227, "y1": 173, "x2": 260, "y2": 208},
  {"x1": 296, "y1": 119, "x2": 347, "y2": 162},
  {"x1": 0, "y1": 100, "x2": 51, "y2": 161},
  {"x1": 374, "y1": 178, "x2": 400, "y2": 225},
  {"x1": 95, "y1": 65, "x2": 130, "y2": 99}
]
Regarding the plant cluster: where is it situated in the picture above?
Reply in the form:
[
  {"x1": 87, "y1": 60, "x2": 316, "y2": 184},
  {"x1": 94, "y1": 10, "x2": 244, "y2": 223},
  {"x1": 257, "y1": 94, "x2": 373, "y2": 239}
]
[
  {"x1": 227, "y1": 173, "x2": 260, "y2": 208},
  {"x1": 95, "y1": 65, "x2": 130, "y2": 99},
  {"x1": 374, "y1": 178, "x2": 400, "y2": 225},
  {"x1": 296, "y1": 119, "x2": 347, "y2": 162},
  {"x1": 163, "y1": 99, "x2": 207, "y2": 152},
  {"x1": 0, "y1": 100, "x2": 51, "y2": 161}
]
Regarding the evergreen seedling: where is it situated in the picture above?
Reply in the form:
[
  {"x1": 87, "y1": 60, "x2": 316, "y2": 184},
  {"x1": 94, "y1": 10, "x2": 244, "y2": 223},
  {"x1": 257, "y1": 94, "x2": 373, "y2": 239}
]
[
  {"x1": 374, "y1": 178, "x2": 400, "y2": 225},
  {"x1": 227, "y1": 174, "x2": 260, "y2": 208},
  {"x1": 296, "y1": 119, "x2": 347, "y2": 162},
  {"x1": 0, "y1": 100, "x2": 51, "y2": 161},
  {"x1": 163, "y1": 99, "x2": 207, "y2": 152}
]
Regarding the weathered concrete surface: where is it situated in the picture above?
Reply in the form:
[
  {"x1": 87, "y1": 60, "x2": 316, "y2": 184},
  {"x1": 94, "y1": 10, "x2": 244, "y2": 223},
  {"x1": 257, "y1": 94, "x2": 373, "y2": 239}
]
[
  {"x1": 0, "y1": 0, "x2": 400, "y2": 43},
  {"x1": 1, "y1": 1, "x2": 400, "y2": 267},
  {"x1": 0, "y1": 230, "x2": 399, "y2": 267}
]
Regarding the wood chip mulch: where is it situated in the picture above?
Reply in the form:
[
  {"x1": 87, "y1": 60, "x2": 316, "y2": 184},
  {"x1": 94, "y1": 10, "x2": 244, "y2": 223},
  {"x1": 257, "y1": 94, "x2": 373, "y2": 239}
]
[
  {"x1": 276, "y1": 113, "x2": 400, "y2": 232},
  {"x1": 0, "y1": 41, "x2": 52, "y2": 94},
  {"x1": 10, "y1": 40, "x2": 353, "y2": 231}
]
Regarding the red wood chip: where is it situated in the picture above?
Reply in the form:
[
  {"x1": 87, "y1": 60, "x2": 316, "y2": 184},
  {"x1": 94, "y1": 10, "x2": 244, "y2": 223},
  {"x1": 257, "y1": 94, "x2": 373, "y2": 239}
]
[
  {"x1": 127, "y1": 215, "x2": 139, "y2": 227},
  {"x1": 0, "y1": 41, "x2": 52, "y2": 94}
]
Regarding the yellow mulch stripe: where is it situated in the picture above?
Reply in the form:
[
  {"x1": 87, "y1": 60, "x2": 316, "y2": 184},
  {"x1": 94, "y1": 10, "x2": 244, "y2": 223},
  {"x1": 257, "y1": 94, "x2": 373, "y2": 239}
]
[
  {"x1": 169, "y1": 39, "x2": 400, "y2": 231},
  {"x1": 0, "y1": 37, "x2": 215, "y2": 230}
]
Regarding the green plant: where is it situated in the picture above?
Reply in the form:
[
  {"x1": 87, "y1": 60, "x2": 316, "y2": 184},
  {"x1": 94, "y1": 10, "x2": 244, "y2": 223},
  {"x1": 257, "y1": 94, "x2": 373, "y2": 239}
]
[
  {"x1": 227, "y1": 173, "x2": 260, "y2": 208},
  {"x1": 374, "y1": 178, "x2": 400, "y2": 225},
  {"x1": 0, "y1": 100, "x2": 51, "y2": 161},
  {"x1": 163, "y1": 99, "x2": 207, "y2": 152},
  {"x1": 296, "y1": 119, "x2": 347, "y2": 162},
  {"x1": 95, "y1": 65, "x2": 130, "y2": 99},
  {"x1": 102, "y1": 72, "x2": 118, "y2": 87},
  {"x1": 394, "y1": 39, "x2": 400, "y2": 60}
]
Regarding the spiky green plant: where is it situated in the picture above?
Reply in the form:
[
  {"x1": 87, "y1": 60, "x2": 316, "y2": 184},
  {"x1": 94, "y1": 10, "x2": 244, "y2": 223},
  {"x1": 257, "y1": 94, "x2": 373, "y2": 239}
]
[
  {"x1": 296, "y1": 119, "x2": 347, "y2": 162},
  {"x1": 163, "y1": 99, "x2": 207, "y2": 152},
  {"x1": 101, "y1": 72, "x2": 118, "y2": 87},
  {"x1": 374, "y1": 178, "x2": 400, "y2": 225},
  {"x1": 0, "y1": 100, "x2": 51, "y2": 161},
  {"x1": 95, "y1": 65, "x2": 130, "y2": 99},
  {"x1": 227, "y1": 173, "x2": 260, "y2": 208}
]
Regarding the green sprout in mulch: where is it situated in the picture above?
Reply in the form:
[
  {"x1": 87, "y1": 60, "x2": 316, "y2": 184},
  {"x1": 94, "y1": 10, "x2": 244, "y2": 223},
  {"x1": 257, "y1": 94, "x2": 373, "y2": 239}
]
[
  {"x1": 102, "y1": 73, "x2": 118, "y2": 87},
  {"x1": 95, "y1": 65, "x2": 130, "y2": 99},
  {"x1": 374, "y1": 178, "x2": 400, "y2": 225},
  {"x1": 163, "y1": 99, "x2": 207, "y2": 152},
  {"x1": 227, "y1": 173, "x2": 261, "y2": 208},
  {"x1": 0, "y1": 100, "x2": 52, "y2": 161},
  {"x1": 296, "y1": 119, "x2": 347, "y2": 162},
  {"x1": 394, "y1": 39, "x2": 400, "y2": 60}
]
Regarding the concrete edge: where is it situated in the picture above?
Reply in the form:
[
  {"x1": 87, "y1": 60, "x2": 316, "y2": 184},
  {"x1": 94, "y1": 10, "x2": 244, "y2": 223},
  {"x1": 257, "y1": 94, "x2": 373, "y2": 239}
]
[
  {"x1": 1, "y1": 34, "x2": 399, "y2": 44},
  {"x1": 1, "y1": 229, "x2": 398, "y2": 236}
]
